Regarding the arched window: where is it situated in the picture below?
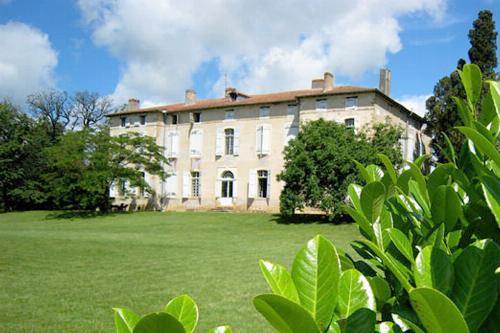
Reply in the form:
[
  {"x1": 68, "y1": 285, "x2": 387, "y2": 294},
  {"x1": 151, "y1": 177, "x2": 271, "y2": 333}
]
[
  {"x1": 221, "y1": 171, "x2": 234, "y2": 198},
  {"x1": 225, "y1": 128, "x2": 234, "y2": 155}
]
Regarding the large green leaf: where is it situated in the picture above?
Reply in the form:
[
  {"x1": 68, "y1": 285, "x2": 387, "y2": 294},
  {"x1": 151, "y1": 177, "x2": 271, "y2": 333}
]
[
  {"x1": 259, "y1": 260, "x2": 300, "y2": 303},
  {"x1": 487, "y1": 80, "x2": 500, "y2": 120},
  {"x1": 358, "y1": 239, "x2": 413, "y2": 291},
  {"x1": 336, "y1": 269, "x2": 376, "y2": 319},
  {"x1": 430, "y1": 185, "x2": 462, "y2": 232},
  {"x1": 347, "y1": 183, "x2": 363, "y2": 212},
  {"x1": 376, "y1": 321, "x2": 403, "y2": 333},
  {"x1": 367, "y1": 276, "x2": 391, "y2": 306},
  {"x1": 410, "y1": 288, "x2": 469, "y2": 333},
  {"x1": 133, "y1": 313, "x2": 185, "y2": 333},
  {"x1": 414, "y1": 246, "x2": 454, "y2": 295},
  {"x1": 113, "y1": 308, "x2": 141, "y2": 333},
  {"x1": 480, "y1": 174, "x2": 500, "y2": 228},
  {"x1": 459, "y1": 64, "x2": 482, "y2": 107},
  {"x1": 387, "y1": 228, "x2": 414, "y2": 264},
  {"x1": 427, "y1": 163, "x2": 454, "y2": 195},
  {"x1": 377, "y1": 154, "x2": 397, "y2": 184},
  {"x1": 457, "y1": 127, "x2": 500, "y2": 168},
  {"x1": 337, "y1": 308, "x2": 376, "y2": 333},
  {"x1": 360, "y1": 181, "x2": 386, "y2": 223},
  {"x1": 292, "y1": 235, "x2": 341, "y2": 330},
  {"x1": 451, "y1": 240, "x2": 498, "y2": 333},
  {"x1": 205, "y1": 326, "x2": 233, "y2": 333},
  {"x1": 253, "y1": 294, "x2": 320, "y2": 333},
  {"x1": 407, "y1": 162, "x2": 429, "y2": 204},
  {"x1": 164, "y1": 295, "x2": 198, "y2": 333},
  {"x1": 343, "y1": 205, "x2": 375, "y2": 241}
]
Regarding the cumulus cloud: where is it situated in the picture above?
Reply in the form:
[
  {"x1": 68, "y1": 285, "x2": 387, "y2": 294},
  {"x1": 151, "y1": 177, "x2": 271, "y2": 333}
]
[
  {"x1": 0, "y1": 22, "x2": 58, "y2": 105},
  {"x1": 399, "y1": 94, "x2": 431, "y2": 117},
  {"x1": 78, "y1": 0, "x2": 447, "y2": 105}
]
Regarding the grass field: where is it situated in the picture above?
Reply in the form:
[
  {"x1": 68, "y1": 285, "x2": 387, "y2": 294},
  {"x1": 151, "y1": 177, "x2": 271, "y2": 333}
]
[{"x1": 0, "y1": 211, "x2": 359, "y2": 333}]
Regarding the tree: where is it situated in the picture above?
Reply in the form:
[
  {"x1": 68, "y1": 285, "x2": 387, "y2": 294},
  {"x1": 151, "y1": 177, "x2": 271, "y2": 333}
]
[
  {"x1": 27, "y1": 90, "x2": 73, "y2": 140},
  {"x1": 425, "y1": 10, "x2": 497, "y2": 162},
  {"x1": 0, "y1": 101, "x2": 51, "y2": 211},
  {"x1": 278, "y1": 119, "x2": 402, "y2": 218},
  {"x1": 44, "y1": 127, "x2": 168, "y2": 212},
  {"x1": 468, "y1": 10, "x2": 498, "y2": 79},
  {"x1": 72, "y1": 91, "x2": 112, "y2": 129}
]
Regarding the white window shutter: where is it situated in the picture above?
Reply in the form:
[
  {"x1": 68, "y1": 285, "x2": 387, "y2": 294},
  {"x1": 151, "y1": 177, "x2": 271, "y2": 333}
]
[
  {"x1": 215, "y1": 178, "x2": 222, "y2": 197},
  {"x1": 190, "y1": 130, "x2": 202, "y2": 156},
  {"x1": 233, "y1": 178, "x2": 238, "y2": 198},
  {"x1": 256, "y1": 126, "x2": 263, "y2": 155},
  {"x1": 262, "y1": 124, "x2": 271, "y2": 155},
  {"x1": 234, "y1": 128, "x2": 240, "y2": 156},
  {"x1": 198, "y1": 171, "x2": 202, "y2": 196},
  {"x1": 109, "y1": 182, "x2": 118, "y2": 197},
  {"x1": 197, "y1": 130, "x2": 203, "y2": 156},
  {"x1": 267, "y1": 169, "x2": 272, "y2": 198},
  {"x1": 166, "y1": 172, "x2": 177, "y2": 197},
  {"x1": 171, "y1": 132, "x2": 179, "y2": 157},
  {"x1": 182, "y1": 171, "x2": 190, "y2": 198},
  {"x1": 144, "y1": 172, "x2": 151, "y2": 197},
  {"x1": 215, "y1": 128, "x2": 224, "y2": 156},
  {"x1": 248, "y1": 169, "x2": 257, "y2": 198}
]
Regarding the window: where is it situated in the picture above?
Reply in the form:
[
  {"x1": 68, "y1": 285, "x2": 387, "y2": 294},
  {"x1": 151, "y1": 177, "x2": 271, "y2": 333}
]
[
  {"x1": 316, "y1": 98, "x2": 327, "y2": 111},
  {"x1": 193, "y1": 112, "x2": 201, "y2": 123},
  {"x1": 258, "y1": 170, "x2": 269, "y2": 198},
  {"x1": 221, "y1": 171, "x2": 234, "y2": 198},
  {"x1": 225, "y1": 110, "x2": 235, "y2": 120},
  {"x1": 120, "y1": 117, "x2": 127, "y2": 127},
  {"x1": 191, "y1": 171, "x2": 200, "y2": 197},
  {"x1": 259, "y1": 106, "x2": 270, "y2": 118},
  {"x1": 345, "y1": 118, "x2": 355, "y2": 130},
  {"x1": 165, "y1": 172, "x2": 177, "y2": 197},
  {"x1": 287, "y1": 104, "x2": 298, "y2": 117},
  {"x1": 140, "y1": 115, "x2": 146, "y2": 125},
  {"x1": 345, "y1": 97, "x2": 358, "y2": 109},
  {"x1": 171, "y1": 114, "x2": 178, "y2": 125},
  {"x1": 166, "y1": 131, "x2": 179, "y2": 158},
  {"x1": 225, "y1": 128, "x2": 234, "y2": 155}
]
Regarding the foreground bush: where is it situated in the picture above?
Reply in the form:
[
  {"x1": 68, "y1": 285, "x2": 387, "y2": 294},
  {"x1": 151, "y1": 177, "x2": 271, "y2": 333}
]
[{"x1": 113, "y1": 64, "x2": 499, "y2": 332}]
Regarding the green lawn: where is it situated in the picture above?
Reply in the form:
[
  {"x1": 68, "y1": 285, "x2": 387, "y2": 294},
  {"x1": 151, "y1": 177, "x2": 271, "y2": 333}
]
[{"x1": 0, "y1": 211, "x2": 359, "y2": 333}]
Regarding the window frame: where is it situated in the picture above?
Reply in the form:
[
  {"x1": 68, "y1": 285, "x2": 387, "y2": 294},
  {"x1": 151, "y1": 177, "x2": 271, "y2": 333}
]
[
  {"x1": 171, "y1": 114, "x2": 178, "y2": 125},
  {"x1": 140, "y1": 115, "x2": 146, "y2": 125},
  {"x1": 345, "y1": 118, "x2": 355, "y2": 130},
  {"x1": 120, "y1": 117, "x2": 127, "y2": 127},
  {"x1": 191, "y1": 171, "x2": 200, "y2": 197},
  {"x1": 345, "y1": 96, "x2": 358, "y2": 109},
  {"x1": 257, "y1": 170, "x2": 269, "y2": 198},
  {"x1": 193, "y1": 112, "x2": 201, "y2": 123},
  {"x1": 225, "y1": 110, "x2": 235, "y2": 121},
  {"x1": 316, "y1": 98, "x2": 327, "y2": 111},
  {"x1": 259, "y1": 106, "x2": 270, "y2": 119},
  {"x1": 287, "y1": 104, "x2": 298, "y2": 117},
  {"x1": 224, "y1": 128, "x2": 235, "y2": 155}
]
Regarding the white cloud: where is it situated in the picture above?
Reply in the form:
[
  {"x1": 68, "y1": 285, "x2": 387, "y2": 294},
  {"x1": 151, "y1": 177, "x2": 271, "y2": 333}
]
[
  {"x1": 0, "y1": 22, "x2": 58, "y2": 105},
  {"x1": 78, "y1": 0, "x2": 447, "y2": 105},
  {"x1": 399, "y1": 94, "x2": 431, "y2": 117}
]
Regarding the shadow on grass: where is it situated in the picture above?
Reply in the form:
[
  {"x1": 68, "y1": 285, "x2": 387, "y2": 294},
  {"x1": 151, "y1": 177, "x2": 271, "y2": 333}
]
[
  {"x1": 44, "y1": 210, "x2": 131, "y2": 220},
  {"x1": 271, "y1": 213, "x2": 353, "y2": 225}
]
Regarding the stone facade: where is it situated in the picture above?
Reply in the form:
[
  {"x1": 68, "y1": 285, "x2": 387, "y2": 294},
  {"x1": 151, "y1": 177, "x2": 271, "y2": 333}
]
[{"x1": 108, "y1": 71, "x2": 429, "y2": 212}]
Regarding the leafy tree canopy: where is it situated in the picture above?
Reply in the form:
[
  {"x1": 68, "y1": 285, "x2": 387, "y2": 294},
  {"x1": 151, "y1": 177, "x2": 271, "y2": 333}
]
[{"x1": 278, "y1": 119, "x2": 403, "y2": 218}]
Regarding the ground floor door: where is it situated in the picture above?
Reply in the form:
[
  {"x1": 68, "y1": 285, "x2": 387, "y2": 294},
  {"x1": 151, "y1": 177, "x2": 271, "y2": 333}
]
[{"x1": 219, "y1": 171, "x2": 234, "y2": 206}]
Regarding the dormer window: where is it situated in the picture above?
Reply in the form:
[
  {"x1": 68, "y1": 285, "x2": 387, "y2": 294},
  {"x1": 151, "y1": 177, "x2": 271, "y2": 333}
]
[
  {"x1": 345, "y1": 97, "x2": 358, "y2": 109},
  {"x1": 259, "y1": 106, "x2": 270, "y2": 119},
  {"x1": 171, "y1": 114, "x2": 178, "y2": 125},
  {"x1": 316, "y1": 98, "x2": 327, "y2": 111},
  {"x1": 140, "y1": 115, "x2": 146, "y2": 125},
  {"x1": 193, "y1": 112, "x2": 201, "y2": 123}
]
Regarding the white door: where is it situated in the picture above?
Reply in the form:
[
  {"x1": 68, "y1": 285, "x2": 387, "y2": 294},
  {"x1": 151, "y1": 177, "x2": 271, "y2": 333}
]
[{"x1": 219, "y1": 171, "x2": 234, "y2": 206}]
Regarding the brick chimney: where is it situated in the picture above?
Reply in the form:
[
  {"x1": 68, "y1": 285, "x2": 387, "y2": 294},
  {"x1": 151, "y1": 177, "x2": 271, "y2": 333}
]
[
  {"x1": 379, "y1": 68, "x2": 391, "y2": 96},
  {"x1": 127, "y1": 98, "x2": 140, "y2": 111},
  {"x1": 323, "y1": 72, "x2": 334, "y2": 91},
  {"x1": 185, "y1": 89, "x2": 197, "y2": 104}
]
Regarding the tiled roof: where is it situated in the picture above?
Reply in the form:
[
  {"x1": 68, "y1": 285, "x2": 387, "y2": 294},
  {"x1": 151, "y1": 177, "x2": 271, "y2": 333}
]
[{"x1": 107, "y1": 85, "x2": 421, "y2": 119}]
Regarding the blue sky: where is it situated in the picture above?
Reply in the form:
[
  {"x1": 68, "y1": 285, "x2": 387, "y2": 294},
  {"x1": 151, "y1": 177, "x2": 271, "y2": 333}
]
[{"x1": 0, "y1": 0, "x2": 498, "y2": 115}]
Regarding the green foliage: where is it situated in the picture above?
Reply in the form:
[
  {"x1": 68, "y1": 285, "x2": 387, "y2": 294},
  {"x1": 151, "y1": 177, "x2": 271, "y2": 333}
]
[
  {"x1": 278, "y1": 119, "x2": 402, "y2": 218},
  {"x1": 0, "y1": 101, "x2": 52, "y2": 211},
  {"x1": 254, "y1": 64, "x2": 500, "y2": 333},
  {"x1": 114, "y1": 295, "x2": 231, "y2": 333},
  {"x1": 425, "y1": 10, "x2": 498, "y2": 162},
  {"x1": 43, "y1": 127, "x2": 168, "y2": 212}
]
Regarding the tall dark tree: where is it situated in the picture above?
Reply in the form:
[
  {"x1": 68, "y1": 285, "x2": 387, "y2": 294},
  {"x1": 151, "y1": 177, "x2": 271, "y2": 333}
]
[
  {"x1": 468, "y1": 10, "x2": 498, "y2": 79},
  {"x1": 0, "y1": 101, "x2": 51, "y2": 211},
  {"x1": 425, "y1": 10, "x2": 497, "y2": 162}
]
